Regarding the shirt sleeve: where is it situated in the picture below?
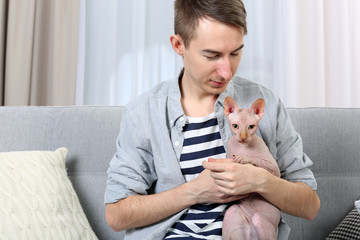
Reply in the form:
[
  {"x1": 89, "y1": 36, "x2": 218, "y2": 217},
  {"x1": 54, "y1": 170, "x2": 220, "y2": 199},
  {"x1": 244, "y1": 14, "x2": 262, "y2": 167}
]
[
  {"x1": 104, "y1": 106, "x2": 157, "y2": 204},
  {"x1": 275, "y1": 99, "x2": 317, "y2": 191}
]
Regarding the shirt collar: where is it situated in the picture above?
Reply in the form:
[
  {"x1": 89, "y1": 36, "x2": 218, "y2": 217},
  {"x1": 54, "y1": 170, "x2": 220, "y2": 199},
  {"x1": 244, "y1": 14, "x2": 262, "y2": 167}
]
[
  {"x1": 167, "y1": 79, "x2": 184, "y2": 128},
  {"x1": 167, "y1": 75, "x2": 237, "y2": 127}
]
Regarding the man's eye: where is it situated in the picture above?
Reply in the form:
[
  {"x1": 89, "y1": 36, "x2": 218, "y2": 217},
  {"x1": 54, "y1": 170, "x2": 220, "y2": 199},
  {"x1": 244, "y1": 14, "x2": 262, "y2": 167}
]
[
  {"x1": 233, "y1": 124, "x2": 239, "y2": 129},
  {"x1": 248, "y1": 125, "x2": 255, "y2": 130},
  {"x1": 230, "y1": 53, "x2": 239, "y2": 57},
  {"x1": 205, "y1": 55, "x2": 219, "y2": 60}
]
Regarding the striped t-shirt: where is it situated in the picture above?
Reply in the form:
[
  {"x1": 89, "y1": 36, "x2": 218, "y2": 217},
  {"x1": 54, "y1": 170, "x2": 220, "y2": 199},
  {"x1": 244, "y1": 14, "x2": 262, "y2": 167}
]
[{"x1": 165, "y1": 112, "x2": 227, "y2": 239}]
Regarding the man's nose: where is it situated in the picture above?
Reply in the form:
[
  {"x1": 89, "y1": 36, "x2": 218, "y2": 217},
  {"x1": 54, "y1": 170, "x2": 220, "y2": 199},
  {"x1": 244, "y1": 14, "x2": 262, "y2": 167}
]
[{"x1": 217, "y1": 58, "x2": 233, "y2": 81}]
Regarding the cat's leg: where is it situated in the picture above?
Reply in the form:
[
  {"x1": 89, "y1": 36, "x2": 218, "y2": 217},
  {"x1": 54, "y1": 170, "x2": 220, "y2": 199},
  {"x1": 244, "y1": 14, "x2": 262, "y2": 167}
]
[
  {"x1": 251, "y1": 203, "x2": 281, "y2": 240},
  {"x1": 222, "y1": 203, "x2": 251, "y2": 240},
  {"x1": 233, "y1": 154, "x2": 281, "y2": 178},
  {"x1": 257, "y1": 156, "x2": 281, "y2": 177}
]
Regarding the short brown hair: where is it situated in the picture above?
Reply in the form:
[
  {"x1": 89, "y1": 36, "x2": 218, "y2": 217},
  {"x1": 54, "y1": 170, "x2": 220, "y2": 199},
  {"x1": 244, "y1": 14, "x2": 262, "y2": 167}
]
[{"x1": 174, "y1": 0, "x2": 247, "y2": 48}]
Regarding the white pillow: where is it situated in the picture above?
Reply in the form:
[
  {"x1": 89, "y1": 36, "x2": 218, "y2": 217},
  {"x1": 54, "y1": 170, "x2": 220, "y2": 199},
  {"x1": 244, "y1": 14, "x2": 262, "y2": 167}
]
[{"x1": 0, "y1": 148, "x2": 98, "y2": 240}]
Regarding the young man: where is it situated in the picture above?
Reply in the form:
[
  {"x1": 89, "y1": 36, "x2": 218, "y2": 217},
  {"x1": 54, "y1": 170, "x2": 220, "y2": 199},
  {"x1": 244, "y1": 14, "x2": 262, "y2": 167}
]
[{"x1": 105, "y1": 0, "x2": 320, "y2": 239}]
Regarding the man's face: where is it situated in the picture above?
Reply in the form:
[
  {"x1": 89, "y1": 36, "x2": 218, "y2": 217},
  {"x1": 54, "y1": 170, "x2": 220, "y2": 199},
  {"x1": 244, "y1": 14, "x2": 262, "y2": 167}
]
[{"x1": 182, "y1": 18, "x2": 244, "y2": 98}]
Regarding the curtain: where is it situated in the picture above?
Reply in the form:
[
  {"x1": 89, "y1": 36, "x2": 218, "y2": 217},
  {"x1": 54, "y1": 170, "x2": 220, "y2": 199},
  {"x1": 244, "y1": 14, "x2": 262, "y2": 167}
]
[
  {"x1": 79, "y1": 0, "x2": 183, "y2": 106},
  {"x1": 79, "y1": 0, "x2": 360, "y2": 107},
  {"x1": 0, "y1": 0, "x2": 6, "y2": 105},
  {"x1": 239, "y1": 0, "x2": 360, "y2": 107},
  {"x1": 0, "y1": 0, "x2": 79, "y2": 106}
]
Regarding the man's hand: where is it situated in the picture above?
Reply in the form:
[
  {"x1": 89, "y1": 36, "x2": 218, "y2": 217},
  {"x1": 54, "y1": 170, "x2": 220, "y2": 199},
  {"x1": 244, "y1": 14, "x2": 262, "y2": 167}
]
[
  {"x1": 188, "y1": 168, "x2": 248, "y2": 204},
  {"x1": 202, "y1": 158, "x2": 263, "y2": 196},
  {"x1": 106, "y1": 162, "x2": 248, "y2": 232},
  {"x1": 203, "y1": 158, "x2": 320, "y2": 220}
]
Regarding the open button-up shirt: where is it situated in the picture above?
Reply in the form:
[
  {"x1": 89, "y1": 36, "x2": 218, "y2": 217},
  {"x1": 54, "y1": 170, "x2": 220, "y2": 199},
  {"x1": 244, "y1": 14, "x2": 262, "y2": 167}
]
[{"x1": 105, "y1": 76, "x2": 317, "y2": 240}]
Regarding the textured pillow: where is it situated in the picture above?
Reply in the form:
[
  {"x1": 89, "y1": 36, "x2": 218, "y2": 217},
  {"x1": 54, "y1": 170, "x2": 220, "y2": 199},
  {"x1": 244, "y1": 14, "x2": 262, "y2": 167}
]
[
  {"x1": 0, "y1": 148, "x2": 98, "y2": 240},
  {"x1": 327, "y1": 204, "x2": 360, "y2": 240}
]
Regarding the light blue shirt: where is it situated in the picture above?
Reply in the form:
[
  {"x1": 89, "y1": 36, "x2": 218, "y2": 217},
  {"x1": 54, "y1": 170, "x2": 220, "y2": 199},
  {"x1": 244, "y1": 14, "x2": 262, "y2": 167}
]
[{"x1": 105, "y1": 76, "x2": 317, "y2": 240}]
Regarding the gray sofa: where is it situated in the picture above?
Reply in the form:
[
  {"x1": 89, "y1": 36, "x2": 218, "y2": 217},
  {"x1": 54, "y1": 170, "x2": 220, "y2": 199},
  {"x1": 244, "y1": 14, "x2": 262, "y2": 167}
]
[{"x1": 0, "y1": 106, "x2": 359, "y2": 240}]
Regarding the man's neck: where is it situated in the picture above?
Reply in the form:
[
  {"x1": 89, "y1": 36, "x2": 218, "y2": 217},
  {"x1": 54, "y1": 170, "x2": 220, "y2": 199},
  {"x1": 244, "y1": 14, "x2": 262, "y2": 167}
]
[
  {"x1": 181, "y1": 95, "x2": 218, "y2": 117},
  {"x1": 178, "y1": 72, "x2": 218, "y2": 117}
]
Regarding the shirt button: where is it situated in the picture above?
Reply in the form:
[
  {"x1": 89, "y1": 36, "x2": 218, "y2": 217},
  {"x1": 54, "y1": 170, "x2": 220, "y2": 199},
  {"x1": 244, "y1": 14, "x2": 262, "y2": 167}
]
[
  {"x1": 174, "y1": 141, "x2": 180, "y2": 147},
  {"x1": 179, "y1": 117, "x2": 184, "y2": 122}
]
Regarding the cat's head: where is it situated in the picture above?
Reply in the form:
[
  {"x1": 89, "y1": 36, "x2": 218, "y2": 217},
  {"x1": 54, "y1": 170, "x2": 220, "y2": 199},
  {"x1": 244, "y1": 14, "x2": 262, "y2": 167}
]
[{"x1": 224, "y1": 96, "x2": 265, "y2": 143}]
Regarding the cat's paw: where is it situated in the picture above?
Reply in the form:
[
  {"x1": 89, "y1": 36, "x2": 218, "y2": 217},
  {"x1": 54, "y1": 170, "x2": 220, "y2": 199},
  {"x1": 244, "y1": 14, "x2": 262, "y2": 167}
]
[
  {"x1": 232, "y1": 155, "x2": 255, "y2": 165},
  {"x1": 232, "y1": 154, "x2": 244, "y2": 163}
]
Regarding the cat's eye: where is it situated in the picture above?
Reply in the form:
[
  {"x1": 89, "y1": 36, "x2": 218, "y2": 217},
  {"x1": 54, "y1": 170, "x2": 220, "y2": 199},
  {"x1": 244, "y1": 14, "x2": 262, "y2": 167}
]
[
  {"x1": 232, "y1": 124, "x2": 239, "y2": 129},
  {"x1": 248, "y1": 125, "x2": 255, "y2": 130}
]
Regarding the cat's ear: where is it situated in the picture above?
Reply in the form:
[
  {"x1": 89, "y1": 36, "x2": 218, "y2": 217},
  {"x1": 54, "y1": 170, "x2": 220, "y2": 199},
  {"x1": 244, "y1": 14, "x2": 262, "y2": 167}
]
[
  {"x1": 250, "y1": 98, "x2": 265, "y2": 120},
  {"x1": 224, "y1": 96, "x2": 239, "y2": 116}
]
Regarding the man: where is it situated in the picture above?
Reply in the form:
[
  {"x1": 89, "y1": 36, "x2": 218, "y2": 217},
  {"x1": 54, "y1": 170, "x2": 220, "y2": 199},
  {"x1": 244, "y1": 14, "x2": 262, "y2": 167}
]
[{"x1": 105, "y1": 0, "x2": 320, "y2": 239}]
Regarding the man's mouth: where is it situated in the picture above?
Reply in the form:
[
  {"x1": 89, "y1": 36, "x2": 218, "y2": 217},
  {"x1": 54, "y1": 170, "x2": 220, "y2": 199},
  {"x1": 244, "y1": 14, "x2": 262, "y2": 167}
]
[{"x1": 210, "y1": 80, "x2": 227, "y2": 87}]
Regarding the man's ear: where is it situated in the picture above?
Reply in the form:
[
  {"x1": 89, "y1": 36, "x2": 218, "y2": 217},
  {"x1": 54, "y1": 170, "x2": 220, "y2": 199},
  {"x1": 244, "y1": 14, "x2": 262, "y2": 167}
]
[{"x1": 170, "y1": 34, "x2": 184, "y2": 56}]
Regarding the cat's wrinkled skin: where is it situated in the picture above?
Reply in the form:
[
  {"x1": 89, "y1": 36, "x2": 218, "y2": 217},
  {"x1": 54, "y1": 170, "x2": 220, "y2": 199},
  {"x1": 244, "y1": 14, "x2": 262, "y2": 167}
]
[{"x1": 222, "y1": 96, "x2": 281, "y2": 240}]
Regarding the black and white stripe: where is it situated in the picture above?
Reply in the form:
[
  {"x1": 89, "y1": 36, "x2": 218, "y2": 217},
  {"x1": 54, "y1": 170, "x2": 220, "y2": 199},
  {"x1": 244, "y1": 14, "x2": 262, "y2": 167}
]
[{"x1": 165, "y1": 113, "x2": 227, "y2": 239}]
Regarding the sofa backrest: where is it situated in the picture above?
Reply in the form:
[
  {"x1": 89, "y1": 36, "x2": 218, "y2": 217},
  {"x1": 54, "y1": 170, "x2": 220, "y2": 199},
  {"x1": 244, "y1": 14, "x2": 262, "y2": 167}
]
[
  {"x1": 0, "y1": 106, "x2": 359, "y2": 240},
  {"x1": 0, "y1": 106, "x2": 125, "y2": 240},
  {"x1": 285, "y1": 107, "x2": 360, "y2": 239}
]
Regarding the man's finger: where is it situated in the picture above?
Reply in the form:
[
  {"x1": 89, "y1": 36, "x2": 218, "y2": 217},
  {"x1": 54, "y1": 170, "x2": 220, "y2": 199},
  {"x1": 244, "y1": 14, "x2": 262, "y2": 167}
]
[
  {"x1": 208, "y1": 158, "x2": 233, "y2": 163},
  {"x1": 203, "y1": 160, "x2": 229, "y2": 172}
]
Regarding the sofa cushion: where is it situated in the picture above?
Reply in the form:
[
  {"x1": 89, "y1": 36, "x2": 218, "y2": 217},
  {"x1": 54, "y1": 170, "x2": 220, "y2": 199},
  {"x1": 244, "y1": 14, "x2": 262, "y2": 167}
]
[
  {"x1": 0, "y1": 148, "x2": 98, "y2": 239},
  {"x1": 327, "y1": 206, "x2": 360, "y2": 240}
]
